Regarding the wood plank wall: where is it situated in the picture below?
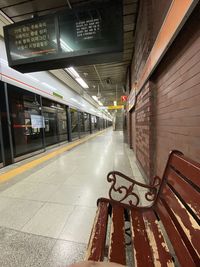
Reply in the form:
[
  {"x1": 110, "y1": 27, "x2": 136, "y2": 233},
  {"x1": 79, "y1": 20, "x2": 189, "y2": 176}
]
[{"x1": 152, "y1": 3, "x2": 200, "y2": 177}]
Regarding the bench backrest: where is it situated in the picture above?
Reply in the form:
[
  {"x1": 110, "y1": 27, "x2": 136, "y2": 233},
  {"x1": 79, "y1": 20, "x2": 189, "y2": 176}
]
[{"x1": 155, "y1": 151, "x2": 200, "y2": 266}]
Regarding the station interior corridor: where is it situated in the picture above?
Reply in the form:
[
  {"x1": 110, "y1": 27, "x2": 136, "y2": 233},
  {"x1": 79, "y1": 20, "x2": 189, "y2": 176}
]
[{"x1": 0, "y1": 129, "x2": 143, "y2": 266}]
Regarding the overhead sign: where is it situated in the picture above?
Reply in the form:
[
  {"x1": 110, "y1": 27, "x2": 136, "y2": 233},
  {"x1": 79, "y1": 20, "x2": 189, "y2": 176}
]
[
  {"x1": 4, "y1": 0, "x2": 123, "y2": 73},
  {"x1": 121, "y1": 95, "x2": 128, "y2": 102},
  {"x1": 107, "y1": 105, "x2": 124, "y2": 110},
  {"x1": 53, "y1": 92, "x2": 63, "y2": 99}
]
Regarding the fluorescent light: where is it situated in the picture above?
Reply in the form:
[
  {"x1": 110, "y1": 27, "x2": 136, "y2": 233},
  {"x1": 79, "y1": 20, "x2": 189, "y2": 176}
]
[
  {"x1": 114, "y1": 101, "x2": 117, "y2": 106},
  {"x1": 65, "y1": 67, "x2": 89, "y2": 89},
  {"x1": 92, "y1": 96, "x2": 98, "y2": 102},
  {"x1": 42, "y1": 82, "x2": 56, "y2": 91},
  {"x1": 25, "y1": 74, "x2": 39, "y2": 82},
  {"x1": 98, "y1": 101, "x2": 103, "y2": 106},
  {"x1": 60, "y1": 39, "x2": 73, "y2": 52},
  {"x1": 66, "y1": 67, "x2": 80, "y2": 78},
  {"x1": 70, "y1": 98, "x2": 78, "y2": 103},
  {"x1": 10, "y1": 52, "x2": 26, "y2": 59},
  {"x1": 53, "y1": 39, "x2": 73, "y2": 52},
  {"x1": 75, "y1": 77, "x2": 89, "y2": 89},
  {"x1": 92, "y1": 96, "x2": 103, "y2": 107}
]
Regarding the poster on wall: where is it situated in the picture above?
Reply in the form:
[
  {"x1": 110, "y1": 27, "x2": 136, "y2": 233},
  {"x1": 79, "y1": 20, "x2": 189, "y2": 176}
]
[{"x1": 31, "y1": 114, "x2": 45, "y2": 128}]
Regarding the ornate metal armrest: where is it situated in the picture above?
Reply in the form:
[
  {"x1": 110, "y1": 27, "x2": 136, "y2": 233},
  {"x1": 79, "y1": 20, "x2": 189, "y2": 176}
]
[{"x1": 107, "y1": 171, "x2": 161, "y2": 208}]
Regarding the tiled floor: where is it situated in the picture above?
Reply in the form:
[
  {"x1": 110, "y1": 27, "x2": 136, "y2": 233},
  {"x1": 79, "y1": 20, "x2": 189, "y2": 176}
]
[{"x1": 0, "y1": 129, "x2": 144, "y2": 266}]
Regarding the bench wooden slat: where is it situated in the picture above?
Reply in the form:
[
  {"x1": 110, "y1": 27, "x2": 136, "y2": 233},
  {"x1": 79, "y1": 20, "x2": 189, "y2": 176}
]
[
  {"x1": 167, "y1": 168, "x2": 200, "y2": 219},
  {"x1": 86, "y1": 152, "x2": 200, "y2": 265},
  {"x1": 170, "y1": 153, "x2": 200, "y2": 188},
  {"x1": 109, "y1": 205, "x2": 126, "y2": 265},
  {"x1": 130, "y1": 209, "x2": 154, "y2": 267},
  {"x1": 86, "y1": 201, "x2": 109, "y2": 262},
  {"x1": 156, "y1": 199, "x2": 197, "y2": 267},
  {"x1": 161, "y1": 185, "x2": 200, "y2": 261},
  {"x1": 143, "y1": 210, "x2": 174, "y2": 267}
]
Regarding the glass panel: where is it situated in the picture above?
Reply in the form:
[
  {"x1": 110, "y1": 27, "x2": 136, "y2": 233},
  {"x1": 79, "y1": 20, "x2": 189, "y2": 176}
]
[
  {"x1": 71, "y1": 108, "x2": 79, "y2": 139},
  {"x1": 8, "y1": 18, "x2": 57, "y2": 61},
  {"x1": 96, "y1": 117, "x2": 100, "y2": 131},
  {"x1": 84, "y1": 113, "x2": 90, "y2": 134},
  {"x1": 79, "y1": 112, "x2": 86, "y2": 137},
  {"x1": 0, "y1": 124, "x2": 3, "y2": 166},
  {"x1": 94, "y1": 116, "x2": 98, "y2": 131},
  {"x1": 7, "y1": 84, "x2": 44, "y2": 158},
  {"x1": 42, "y1": 99, "x2": 68, "y2": 146},
  {"x1": 57, "y1": 106, "x2": 68, "y2": 142},
  {"x1": 0, "y1": 86, "x2": 3, "y2": 165}
]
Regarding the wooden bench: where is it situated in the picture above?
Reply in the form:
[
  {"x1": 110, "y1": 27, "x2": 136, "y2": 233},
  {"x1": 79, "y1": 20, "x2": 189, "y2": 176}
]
[{"x1": 85, "y1": 150, "x2": 200, "y2": 267}]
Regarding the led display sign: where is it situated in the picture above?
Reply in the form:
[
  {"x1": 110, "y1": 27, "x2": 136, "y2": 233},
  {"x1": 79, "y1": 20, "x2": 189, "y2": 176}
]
[{"x1": 4, "y1": 0, "x2": 123, "y2": 73}]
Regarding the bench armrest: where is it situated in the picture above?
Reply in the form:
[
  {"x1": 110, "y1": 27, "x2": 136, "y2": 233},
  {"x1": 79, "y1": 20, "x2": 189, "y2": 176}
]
[{"x1": 107, "y1": 171, "x2": 161, "y2": 208}]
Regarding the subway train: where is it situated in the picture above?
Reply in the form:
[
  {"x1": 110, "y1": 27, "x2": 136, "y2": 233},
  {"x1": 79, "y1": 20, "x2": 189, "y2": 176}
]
[{"x1": 0, "y1": 37, "x2": 112, "y2": 168}]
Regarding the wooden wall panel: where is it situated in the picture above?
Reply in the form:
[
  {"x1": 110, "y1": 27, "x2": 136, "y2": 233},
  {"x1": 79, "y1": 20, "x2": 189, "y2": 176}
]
[{"x1": 153, "y1": 3, "x2": 200, "y2": 177}]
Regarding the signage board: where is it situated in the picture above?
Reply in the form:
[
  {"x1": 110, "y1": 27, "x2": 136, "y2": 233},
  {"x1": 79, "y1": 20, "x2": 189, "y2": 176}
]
[
  {"x1": 53, "y1": 92, "x2": 63, "y2": 99},
  {"x1": 121, "y1": 95, "x2": 128, "y2": 102},
  {"x1": 31, "y1": 115, "x2": 45, "y2": 128},
  {"x1": 4, "y1": 0, "x2": 123, "y2": 73},
  {"x1": 107, "y1": 105, "x2": 124, "y2": 110}
]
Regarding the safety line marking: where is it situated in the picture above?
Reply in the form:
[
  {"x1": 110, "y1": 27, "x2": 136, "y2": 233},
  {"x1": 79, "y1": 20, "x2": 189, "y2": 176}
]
[{"x1": 0, "y1": 130, "x2": 106, "y2": 184}]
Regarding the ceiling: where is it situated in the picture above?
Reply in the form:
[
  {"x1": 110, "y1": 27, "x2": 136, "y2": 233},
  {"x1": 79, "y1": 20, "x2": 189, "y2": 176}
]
[{"x1": 0, "y1": 0, "x2": 138, "y2": 106}]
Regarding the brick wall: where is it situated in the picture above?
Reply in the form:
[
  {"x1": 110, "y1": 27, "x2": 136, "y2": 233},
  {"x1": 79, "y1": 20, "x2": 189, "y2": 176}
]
[
  {"x1": 128, "y1": 1, "x2": 200, "y2": 181},
  {"x1": 135, "y1": 81, "x2": 155, "y2": 179},
  {"x1": 131, "y1": 110, "x2": 136, "y2": 151},
  {"x1": 152, "y1": 3, "x2": 200, "y2": 177}
]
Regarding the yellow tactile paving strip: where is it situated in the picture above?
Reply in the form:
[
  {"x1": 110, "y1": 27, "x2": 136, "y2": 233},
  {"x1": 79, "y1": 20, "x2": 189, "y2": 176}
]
[{"x1": 0, "y1": 129, "x2": 106, "y2": 184}]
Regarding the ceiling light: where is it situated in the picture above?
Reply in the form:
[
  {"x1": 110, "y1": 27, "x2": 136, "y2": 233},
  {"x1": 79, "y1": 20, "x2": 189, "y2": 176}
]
[
  {"x1": 70, "y1": 98, "x2": 78, "y2": 103},
  {"x1": 25, "y1": 74, "x2": 39, "y2": 82},
  {"x1": 75, "y1": 77, "x2": 89, "y2": 89},
  {"x1": 98, "y1": 101, "x2": 103, "y2": 106},
  {"x1": 60, "y1": 39, "x2": 73, "y2": 52},
  {"x1": 53, "y1": 39, "x2": 73, "y2": 52},
  {"x1": 92, "y1": 96, "x2": 98, "y2": 102},
  {"x1": 65, "y1": 67, "x2": 80, "y2": 78},
  {"x1": 42, "y1": 82, "x2": 56, "y2": 91},
  {"x1": 65, "y1": 67, "x2": 89, "y2": 89},
  {"x1": 114, "y1": 101, "x2": 117, "y2": 106}
]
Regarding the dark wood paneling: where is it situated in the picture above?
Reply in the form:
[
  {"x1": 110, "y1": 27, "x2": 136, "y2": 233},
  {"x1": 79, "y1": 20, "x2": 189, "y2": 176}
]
[{"x1": 153, "y1": 4, "x2": 200, "y2": 177}]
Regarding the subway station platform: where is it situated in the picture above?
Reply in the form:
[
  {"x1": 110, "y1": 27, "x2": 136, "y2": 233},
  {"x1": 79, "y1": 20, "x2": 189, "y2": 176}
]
[
  {"x1": 0, "y1": 0, "x2": 199, "y2": 266},
  {"x1": 0, "y1": 129, "x2": 143, "y2": 267}
]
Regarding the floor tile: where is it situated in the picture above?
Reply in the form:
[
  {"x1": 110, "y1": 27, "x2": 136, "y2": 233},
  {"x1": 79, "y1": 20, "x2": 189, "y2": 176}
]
[
  {"x1": 0, "y1": 197, "x2": 43, "y2": 230},
  {"x1": 0, "y1": 130, "x2": 140, "y2": 266},
  {"x1": 49, "y1": 185, "x2": 85, "y2": 205},
  {"x1": 0, "y1": 182, "x2": 60, "y2": 202},
  {"x1": 59, "y1": 206, "x2": 96, "y2": 244},
  {"x1": 0, "y1": 228, "x2": 55, "y2": 267},
  {"x1": 22, "y1": 203, "x2": 74, "y2": 238},
  {"x1": 45, "y1": 240, "x2": 86, "y2": 266}
]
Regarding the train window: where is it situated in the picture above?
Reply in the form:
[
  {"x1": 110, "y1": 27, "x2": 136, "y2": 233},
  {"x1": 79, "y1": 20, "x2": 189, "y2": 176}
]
[
  {"x1": 7, "y1": 84, "x2": 44, "y2": 158},
  {"x1": 79, "y1": 112, "x2": 86, "y2": 137},
  {"x1": 84, "y1": 113, "x2": 90, "y2": 134},
  {"x1": 42, "y1": 98, "x2": 68, "y2": 146},
  {"x1": 70, "y1": 108, "x2": 79, "y2": 139},
  {"x1": 0, "y1": 83, "x2": 4, "y2": 167}
]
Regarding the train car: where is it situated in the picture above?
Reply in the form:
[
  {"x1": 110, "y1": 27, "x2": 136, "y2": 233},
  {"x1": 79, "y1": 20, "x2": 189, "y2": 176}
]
[{"x1": 0, "y1": 37, "x2": 112, "y2": 168}]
